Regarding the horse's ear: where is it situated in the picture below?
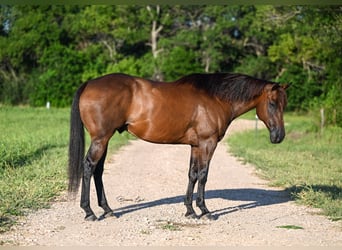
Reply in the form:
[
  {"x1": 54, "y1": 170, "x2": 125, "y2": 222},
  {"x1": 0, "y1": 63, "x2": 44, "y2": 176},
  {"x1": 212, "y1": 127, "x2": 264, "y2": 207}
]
[
  {"x1": 271, "y1": 83, "x2": 290, "y2": 92},
  {"x1": 271, "y1": 84, "x2": 280, "y2": 91},
  {"x1": 281, "y1": 83, "x2": 291, "y2": 90}
]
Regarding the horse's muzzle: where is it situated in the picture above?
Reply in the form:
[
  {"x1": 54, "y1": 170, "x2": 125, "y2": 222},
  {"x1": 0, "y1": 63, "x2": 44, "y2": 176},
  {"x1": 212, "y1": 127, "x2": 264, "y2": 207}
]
[{"x1": 270, "y1": 127, "x2": 285, "y2": 144}]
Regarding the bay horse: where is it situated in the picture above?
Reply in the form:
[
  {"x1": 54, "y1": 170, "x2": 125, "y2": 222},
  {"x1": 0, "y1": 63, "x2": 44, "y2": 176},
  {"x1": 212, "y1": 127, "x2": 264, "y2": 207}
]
[{"x1": 68, "y1": 72, "x2": 289, "y2": 221}]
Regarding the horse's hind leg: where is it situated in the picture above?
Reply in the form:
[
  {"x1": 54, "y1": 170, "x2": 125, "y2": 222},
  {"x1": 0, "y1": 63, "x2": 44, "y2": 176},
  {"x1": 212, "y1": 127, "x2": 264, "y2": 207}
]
[
  {"x1": 80, "y1": 137, "x2": 109, "y2": 221},
  {"x1": 94, "y1": 146, "x2": 115, "y2": 219},
  {"x1": 80, "y1": 157, "x2": 97, "y2": 221}
]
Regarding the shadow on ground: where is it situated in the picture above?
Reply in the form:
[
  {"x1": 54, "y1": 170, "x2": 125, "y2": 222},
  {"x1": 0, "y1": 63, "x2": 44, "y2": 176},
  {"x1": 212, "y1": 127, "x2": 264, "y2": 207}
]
[{"x1": 113, "y1": 188, "x2": 291, "y2": 219}]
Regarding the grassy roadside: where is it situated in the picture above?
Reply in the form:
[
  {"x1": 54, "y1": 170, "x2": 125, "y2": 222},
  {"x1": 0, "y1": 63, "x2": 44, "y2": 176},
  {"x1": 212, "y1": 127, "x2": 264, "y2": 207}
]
[
  {"x1": 0, "y1": 106, "x2": 131, "y2": 232},
  {"x1": 227, "y1": 112, "x2": 342, "y2": 221}
]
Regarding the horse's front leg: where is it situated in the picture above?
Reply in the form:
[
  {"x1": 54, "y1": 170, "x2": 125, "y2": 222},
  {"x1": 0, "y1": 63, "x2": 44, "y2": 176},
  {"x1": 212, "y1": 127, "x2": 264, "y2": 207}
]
[
  {"x1": 196, "y1": 165, "x2": 213, "y2": 220},
  {"x1": 184, "y1": 151, "x2": 199, "y2": 218},
  {"x1": 196, "y1": 139, "x2": 217, "y2": 220}
]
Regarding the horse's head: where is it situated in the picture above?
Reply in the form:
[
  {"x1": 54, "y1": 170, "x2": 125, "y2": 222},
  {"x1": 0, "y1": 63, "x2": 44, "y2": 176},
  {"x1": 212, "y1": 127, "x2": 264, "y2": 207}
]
[{"x1": 256, "y1": 83, "x2": 290, "y2": 144}]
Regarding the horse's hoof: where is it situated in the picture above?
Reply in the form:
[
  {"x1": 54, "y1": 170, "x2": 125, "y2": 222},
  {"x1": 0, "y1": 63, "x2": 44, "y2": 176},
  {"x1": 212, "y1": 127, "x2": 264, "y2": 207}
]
[
  {"x1": 98, "y1": 211, "x2": 117, "y2": 221},
  {"x1": 85, "y1": 214, "x2": 98, "y2": 221},
  {"x1": 200, "y1": 213, "x2": 216, "y2": 221},
  {"x1": 185, "y1": 213, "x2": 198, "y2": 220}
]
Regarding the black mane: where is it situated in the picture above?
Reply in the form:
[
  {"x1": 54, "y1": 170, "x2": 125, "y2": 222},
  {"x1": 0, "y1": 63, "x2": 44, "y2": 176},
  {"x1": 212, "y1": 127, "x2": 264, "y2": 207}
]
[{"x1": 176, "y1": 73, "x2": 275, "y2": 102}]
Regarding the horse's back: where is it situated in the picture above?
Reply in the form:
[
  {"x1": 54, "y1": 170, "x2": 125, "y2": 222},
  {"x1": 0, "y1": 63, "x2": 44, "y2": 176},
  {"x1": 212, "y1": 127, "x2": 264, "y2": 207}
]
[{"x1": 82, "y1": 73, "x2": 134, "y2": 92}]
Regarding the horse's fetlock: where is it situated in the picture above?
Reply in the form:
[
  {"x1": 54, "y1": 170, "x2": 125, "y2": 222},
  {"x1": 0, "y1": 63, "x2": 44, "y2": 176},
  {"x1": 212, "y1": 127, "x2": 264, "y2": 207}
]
[{"x1": 196, "y1": 197, "x2": 203, "y2": 206}]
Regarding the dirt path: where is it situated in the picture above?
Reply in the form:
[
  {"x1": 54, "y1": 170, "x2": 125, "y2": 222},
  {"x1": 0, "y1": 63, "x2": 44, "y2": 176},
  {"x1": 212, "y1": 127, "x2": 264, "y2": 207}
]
[{"x1": 1, "y1": 119, "x2": 341, "y2": 246}]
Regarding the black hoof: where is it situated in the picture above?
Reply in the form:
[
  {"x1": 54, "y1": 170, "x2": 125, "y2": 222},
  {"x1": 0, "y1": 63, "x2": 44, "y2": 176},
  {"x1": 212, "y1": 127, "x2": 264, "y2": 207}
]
[
  {"x1": 185, "y1": 212, "x2": 199, "y2": 219},
  {"x1": 98, "y1": 211, "x2": 117, "y2": 221},
  {"x1": 200, "y1": 213, "x2": 216, "y2": 221},
  {"x1": 85, "y1": 214, "x2": 97, "y2": 221}
]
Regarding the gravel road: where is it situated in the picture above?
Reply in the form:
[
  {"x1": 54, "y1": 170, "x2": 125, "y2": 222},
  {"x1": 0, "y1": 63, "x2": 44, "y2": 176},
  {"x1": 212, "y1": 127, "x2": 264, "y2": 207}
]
[{"x1": 1, "y1": 119, "x2": 341, "y2": 246}]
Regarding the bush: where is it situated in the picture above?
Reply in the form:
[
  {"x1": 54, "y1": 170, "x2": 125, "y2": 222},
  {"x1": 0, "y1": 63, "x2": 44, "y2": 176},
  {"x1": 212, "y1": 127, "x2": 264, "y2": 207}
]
[{"x1": 309, "y1": 85, "x2": 342, "y2": 128}]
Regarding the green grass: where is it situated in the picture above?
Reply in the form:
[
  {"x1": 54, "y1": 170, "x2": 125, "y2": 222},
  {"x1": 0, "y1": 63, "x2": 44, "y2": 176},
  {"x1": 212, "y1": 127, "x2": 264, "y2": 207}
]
[
  {"x1": 227, "y1": 113, "x2": 342, "y2": 221},
  {"x1": 276, "y1": 225, "x2": 304, "y2": 230},
  {"x1": 161, "y1": 221, "x2": 182, "y2": 231},
  {"x1": 0, "y1": 106, "x2": 131, "y2": 232}
]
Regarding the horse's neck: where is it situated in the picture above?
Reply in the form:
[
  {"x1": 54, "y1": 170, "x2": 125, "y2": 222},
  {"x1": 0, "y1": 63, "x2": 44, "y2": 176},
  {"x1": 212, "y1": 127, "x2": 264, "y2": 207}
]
[{"x1": 230, "y1": 98, "x2": 259, "y2": 120}]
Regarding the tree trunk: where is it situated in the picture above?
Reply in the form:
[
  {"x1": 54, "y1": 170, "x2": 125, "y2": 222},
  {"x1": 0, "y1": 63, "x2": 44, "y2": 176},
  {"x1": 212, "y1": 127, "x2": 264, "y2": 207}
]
[{"x1": 146, "y1": 5, "x2": 164, "y2": 81}]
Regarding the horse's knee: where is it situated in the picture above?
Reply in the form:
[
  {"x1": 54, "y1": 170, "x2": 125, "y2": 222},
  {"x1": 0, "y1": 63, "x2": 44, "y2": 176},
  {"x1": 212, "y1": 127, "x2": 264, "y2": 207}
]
[{"x1": 198, "y1": 168, "x2": 208, "y2": 184}]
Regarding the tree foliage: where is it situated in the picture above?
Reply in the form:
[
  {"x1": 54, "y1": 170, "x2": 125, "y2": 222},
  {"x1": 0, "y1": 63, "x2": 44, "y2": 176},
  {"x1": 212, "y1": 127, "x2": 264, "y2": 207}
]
[{"x1": 0, "y1": 5, "x2": 341, "y2": 126}]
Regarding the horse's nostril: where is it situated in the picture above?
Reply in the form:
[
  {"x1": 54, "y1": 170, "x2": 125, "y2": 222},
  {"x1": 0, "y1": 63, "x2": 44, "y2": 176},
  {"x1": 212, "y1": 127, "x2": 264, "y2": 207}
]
[{"x1": 270, "y1": 128, "x2": 285, "y2": 144}]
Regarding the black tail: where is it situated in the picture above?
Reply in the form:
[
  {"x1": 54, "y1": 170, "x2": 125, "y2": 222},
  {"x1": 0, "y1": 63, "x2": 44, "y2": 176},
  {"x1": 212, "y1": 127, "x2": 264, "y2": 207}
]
[{"x1": 68, "y1": 83, "x2": 87, "y2": 195}]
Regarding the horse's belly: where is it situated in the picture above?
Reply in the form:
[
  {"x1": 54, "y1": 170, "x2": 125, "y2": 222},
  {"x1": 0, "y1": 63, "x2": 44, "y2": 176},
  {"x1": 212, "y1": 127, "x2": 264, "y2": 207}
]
[{"x1": 127, "y1": 120, "x2": 191, "y2": 144}]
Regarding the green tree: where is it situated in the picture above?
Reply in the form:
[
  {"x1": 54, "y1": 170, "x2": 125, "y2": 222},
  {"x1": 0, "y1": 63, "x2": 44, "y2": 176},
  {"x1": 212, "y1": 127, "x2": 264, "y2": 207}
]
[{"x1": 266, "y1": 6, "x2": 341, "y2": 124}]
